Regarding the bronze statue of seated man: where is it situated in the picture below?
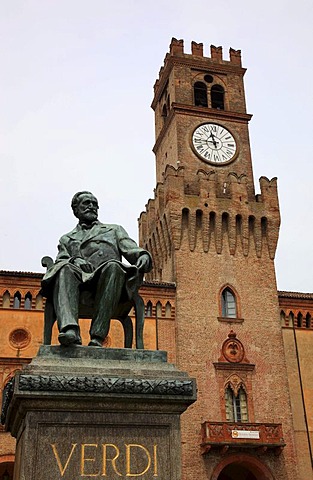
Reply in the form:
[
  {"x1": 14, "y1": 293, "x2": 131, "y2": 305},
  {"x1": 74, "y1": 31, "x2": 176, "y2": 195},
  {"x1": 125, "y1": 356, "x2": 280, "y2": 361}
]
[{"x1": 41, "y1": 191, "x2": 152, "y2": 347}]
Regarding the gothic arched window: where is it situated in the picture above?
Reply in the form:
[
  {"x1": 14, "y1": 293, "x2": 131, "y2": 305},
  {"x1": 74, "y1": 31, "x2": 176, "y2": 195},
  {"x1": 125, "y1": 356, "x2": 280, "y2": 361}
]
[
  {"x1": 13, "y1": 292, "x2": 21, "y2": 309},
  {"x1": 225, "y1": 385, "x2": 248, "y2": 422},
  {"x1": 221, "y1": 288, "x2": 237, "y2": 318},
  {"x1": 35, "y1": 293, "x2": 43, "y2": 310},
  {"x1": 165, "y1": 301, "x2": 172, "y2": 318},
  {"x1": 2, "y1": 290, "x2": 10, "y2": 308},
  {"x1": 145, "y1": 301, "x2": 152, "y2": 317},
  {"x1": 156, "y1": 301, "x2": 162, "y2": 317},
  {"x1": 306, "y1": 313, "x2": 311, "y2": 329},
  {"x1": 194, "y1": 81, "x2": 208, "y2": 107},
  {"x1": 297, "y1": 312, "x2": 303, "y2": 328},
  {"x1": 24, "y1": 292, "x2": 32, "y2": 310},
  {"x1": 211, "y1": 84, "x2": 225, "y2": 110}
]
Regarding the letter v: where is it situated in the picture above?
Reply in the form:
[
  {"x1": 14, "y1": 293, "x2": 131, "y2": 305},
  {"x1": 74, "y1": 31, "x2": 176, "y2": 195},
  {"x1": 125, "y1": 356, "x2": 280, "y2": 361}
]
[{"x1": 51, "y1": 443, "x2": 77, "y2": 476}]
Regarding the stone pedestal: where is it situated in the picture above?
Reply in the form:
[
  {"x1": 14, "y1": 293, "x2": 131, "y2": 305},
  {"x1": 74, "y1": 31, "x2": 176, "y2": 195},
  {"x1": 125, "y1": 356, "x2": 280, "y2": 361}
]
[{"x1": 4, "y1": 346, "x2": 196, "y2": 479}]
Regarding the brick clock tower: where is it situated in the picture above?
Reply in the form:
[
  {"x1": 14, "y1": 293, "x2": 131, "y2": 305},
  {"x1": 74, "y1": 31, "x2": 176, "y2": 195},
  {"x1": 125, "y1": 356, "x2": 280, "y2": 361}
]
[{"x1": 139, "y1": 39, "x2": 301, "y2": 479}]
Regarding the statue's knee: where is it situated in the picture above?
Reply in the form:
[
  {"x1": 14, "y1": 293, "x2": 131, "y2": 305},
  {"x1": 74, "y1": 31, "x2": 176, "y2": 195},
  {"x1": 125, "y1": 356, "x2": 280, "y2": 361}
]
[
  {"x1": 103, "y1": 262, "x2": 124, "y2": 277},
  {"x1": 58, "y1": 264, "x2": 79, "y2": 282}
]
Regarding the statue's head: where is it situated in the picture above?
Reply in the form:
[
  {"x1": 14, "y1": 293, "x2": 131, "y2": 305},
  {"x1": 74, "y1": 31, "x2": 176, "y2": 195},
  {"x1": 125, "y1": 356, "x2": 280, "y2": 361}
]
[{"x1": 71, "y1": 191, "x2": 99, "y2": 224}]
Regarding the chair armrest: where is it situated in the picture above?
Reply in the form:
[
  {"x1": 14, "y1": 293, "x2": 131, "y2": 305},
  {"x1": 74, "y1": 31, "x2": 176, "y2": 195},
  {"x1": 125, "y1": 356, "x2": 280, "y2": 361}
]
[{"x1": 41, "y1": 256, "x2": 54, "y2": 270}]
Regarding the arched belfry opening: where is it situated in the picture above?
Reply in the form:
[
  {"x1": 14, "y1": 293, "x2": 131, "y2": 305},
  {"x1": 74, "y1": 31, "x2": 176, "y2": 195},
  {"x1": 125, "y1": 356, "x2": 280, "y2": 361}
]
[
  {"x1": 211, "y1": 84, "x2": 225, "y2": 109},
  {"x1": 194, "y1": 81, "x2": 208, "y2": 107}
]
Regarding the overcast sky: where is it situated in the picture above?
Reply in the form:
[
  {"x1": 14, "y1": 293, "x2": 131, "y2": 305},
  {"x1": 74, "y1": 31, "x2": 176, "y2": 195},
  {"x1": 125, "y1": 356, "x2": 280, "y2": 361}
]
[{"x1": 0, "y1": 0, "x2": 312, "y2": 292}]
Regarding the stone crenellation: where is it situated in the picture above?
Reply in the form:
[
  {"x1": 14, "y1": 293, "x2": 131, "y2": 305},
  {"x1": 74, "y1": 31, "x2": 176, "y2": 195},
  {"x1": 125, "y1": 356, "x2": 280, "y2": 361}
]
[
  {"x1": 140, "y1": 165, "x2": 280, "y2": 281},
  {"x1": 154, "y1": 38, "x2": 242, "y2": 94}
]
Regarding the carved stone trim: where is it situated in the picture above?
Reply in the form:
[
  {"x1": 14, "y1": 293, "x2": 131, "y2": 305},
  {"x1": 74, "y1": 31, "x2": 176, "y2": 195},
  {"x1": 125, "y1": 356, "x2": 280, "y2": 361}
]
[
  {"x1": 18, "y1": 374, "x2": 194, "y2": 396},
  {"x1": 9, "y1": 328, "x2": 31, "y2": 349},
  {"x1": 218, "y1": 331, "x2": 250, "y2": 364},
  {"x1": 213, "y1": 362, "x2": 255, "y2": 372},
  {"x1": 217, "y1": 317, "x2": 244, "y2": 324}
]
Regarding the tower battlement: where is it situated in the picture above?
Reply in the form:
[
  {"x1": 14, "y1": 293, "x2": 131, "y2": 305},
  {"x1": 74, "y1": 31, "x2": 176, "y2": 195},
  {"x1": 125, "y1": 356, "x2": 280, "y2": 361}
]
[
  {"x1": 154, "y1": 38, "x2": 242, "y2": 93},
  {"x1": 139, "y1": 168, "x2": 280, "y2": 281},
  {"x1": 169, "y1": 37, "x2": 241, "y2": 65}
]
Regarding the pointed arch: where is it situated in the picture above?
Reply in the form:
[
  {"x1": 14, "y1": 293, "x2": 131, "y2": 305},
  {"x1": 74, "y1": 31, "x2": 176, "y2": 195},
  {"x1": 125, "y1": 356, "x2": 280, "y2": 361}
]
[
  {"x1": 288, "y1": 311, "x2": 295, "y2": 326},
  {"x1": 305, "y1": 312, "x2": 311, "y2": 329},
  {"x1": 221, "y1": 286, "x2": 237, "y2": 318},
  {"x1": 280, "y1": 309, "x2": 288, "y2": 326},
  {"x1": 2, "y1": 290, "x2": 10, "y2": 308},
  {"x1": 35, "y1": 293, "x2": 43, "y2": 310},
  {"x1": 156, "y1": 301, "x2": 162, "y2": 318},
  {"x1": 165, "y1": 302, "x2": 172, "y2": 318},
  {"x1": 224, "y1": 376, "x2": 248, "y2": 422},
  {"x1": 145, "y1": 301, "x2": 152, "y2": 317},
  {"x1": 24, "y1": 292, "x2": 32, "y2": 310},
  {"x1": 13, "y1": 292, "x2": 21, "y2": 309},
  {"x1": 297, "y1": 312, "x2": 303, "y2": 328}
]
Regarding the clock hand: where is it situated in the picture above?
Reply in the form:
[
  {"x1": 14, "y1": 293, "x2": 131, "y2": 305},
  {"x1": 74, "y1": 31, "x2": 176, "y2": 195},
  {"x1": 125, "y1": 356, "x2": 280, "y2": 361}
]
[{"x1": 209, "y1": 132, "x2": 218, "y2": 148}]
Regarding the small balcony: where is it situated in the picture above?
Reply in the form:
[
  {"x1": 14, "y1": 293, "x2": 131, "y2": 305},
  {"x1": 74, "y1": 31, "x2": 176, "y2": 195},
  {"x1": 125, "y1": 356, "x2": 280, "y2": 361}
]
[{"x1": 201, "y1": 422, "x2": 285, "y2": 456}]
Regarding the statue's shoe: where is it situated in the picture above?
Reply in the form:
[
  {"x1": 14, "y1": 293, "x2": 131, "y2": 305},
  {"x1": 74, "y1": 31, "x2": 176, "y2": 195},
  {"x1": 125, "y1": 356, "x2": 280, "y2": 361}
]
[
  {"x1": 88, "y1": 337, "x2": 103, "y2": 347},
  {"x1": 58, "y1": 329, "x2": 82, "y2": 346}
]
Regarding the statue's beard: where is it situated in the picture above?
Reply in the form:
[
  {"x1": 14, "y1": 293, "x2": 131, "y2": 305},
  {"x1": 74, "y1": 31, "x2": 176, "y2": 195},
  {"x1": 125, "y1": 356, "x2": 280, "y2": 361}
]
[{"x1": 80, "y1": 211, "x2": 98, "y2": 223}]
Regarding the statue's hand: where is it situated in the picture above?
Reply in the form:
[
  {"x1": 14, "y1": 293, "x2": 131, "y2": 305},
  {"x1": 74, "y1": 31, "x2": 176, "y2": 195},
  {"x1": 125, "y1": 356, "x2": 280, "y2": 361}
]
[
  {"x1": 136, "y1": 254, "x2": 150, "y2": 273},
  {"x1": 72, "y1": 257, "x2": 94, "y2": 273}
]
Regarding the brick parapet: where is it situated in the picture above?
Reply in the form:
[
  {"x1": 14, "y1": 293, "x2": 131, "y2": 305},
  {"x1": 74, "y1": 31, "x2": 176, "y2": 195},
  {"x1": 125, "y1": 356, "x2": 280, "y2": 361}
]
[{"x1": 139, "y1": 166, "x2": 280, "y2": 281}]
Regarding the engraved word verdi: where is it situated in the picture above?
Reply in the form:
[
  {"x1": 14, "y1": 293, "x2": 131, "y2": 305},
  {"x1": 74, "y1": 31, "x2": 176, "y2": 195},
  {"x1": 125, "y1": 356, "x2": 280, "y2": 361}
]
[{"x1": 50, "y1": 442, "x2": 159, "y2": 478}]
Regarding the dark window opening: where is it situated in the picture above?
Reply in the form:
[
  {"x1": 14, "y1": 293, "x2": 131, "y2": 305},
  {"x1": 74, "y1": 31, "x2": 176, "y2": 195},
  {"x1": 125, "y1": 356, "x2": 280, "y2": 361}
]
[
  {"x1": 306, "y1": 313, "x2": 311, "y2": 328},
  {"x1": 297, "y1": 312, "x2": 303, "y2": 328},
  {"x1": 194, "y1": 81, "x2": 208, "y2": 107},
  {"x1": 211, "y1": 84, "x2": 225, "y2": 110}
]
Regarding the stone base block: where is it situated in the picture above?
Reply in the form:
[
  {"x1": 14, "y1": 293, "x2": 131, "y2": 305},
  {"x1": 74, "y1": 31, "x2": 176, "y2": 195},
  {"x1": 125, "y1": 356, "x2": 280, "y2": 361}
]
[{"x1": 4, "y1": 346, "x2": 196, "y2": 479}]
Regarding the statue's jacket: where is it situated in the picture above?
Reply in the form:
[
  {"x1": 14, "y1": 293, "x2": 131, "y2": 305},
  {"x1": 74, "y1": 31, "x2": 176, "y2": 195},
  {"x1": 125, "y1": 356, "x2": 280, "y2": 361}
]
[{"x1": 41, "y1": 222, "x2": 152, "y2": 299}]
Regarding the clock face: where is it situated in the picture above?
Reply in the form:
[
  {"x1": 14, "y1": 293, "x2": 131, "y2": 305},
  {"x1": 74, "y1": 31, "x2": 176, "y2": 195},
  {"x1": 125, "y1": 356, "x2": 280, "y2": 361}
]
[{"x1": 192, "y1": 123, "x2": 237, "y2": 164}]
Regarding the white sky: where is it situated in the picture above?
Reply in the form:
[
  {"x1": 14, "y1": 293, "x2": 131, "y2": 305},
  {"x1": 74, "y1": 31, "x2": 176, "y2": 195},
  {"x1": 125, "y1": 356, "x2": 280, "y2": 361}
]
[{"x1": 0, "y1": 0, "x2": 312, "y2": 292}]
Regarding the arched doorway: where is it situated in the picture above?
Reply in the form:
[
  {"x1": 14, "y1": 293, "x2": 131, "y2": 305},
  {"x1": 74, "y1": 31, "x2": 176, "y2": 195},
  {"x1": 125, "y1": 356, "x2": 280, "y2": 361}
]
[
  {"x1": 0, "y1": 459, "x2": 14, "y2": 480},
  {"x1": 217, "y1": 463, "x2": 257, "y2": 480},
  {"x1": 212, "y1": 454, "x2": 274, "y2": 480}
]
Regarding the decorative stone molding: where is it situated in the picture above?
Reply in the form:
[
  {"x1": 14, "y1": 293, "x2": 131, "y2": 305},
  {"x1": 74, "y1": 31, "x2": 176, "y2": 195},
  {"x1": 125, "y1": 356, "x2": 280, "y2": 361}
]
[
  {"x1": 218, "y1": 330, "x2": 250, "y2": 364},
  {"x1": 18, "y1": 374, "x2": 194, "y2": 396},
  {"x1": 9, "y1": 328, "x2": 31, "y2": 349}
]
